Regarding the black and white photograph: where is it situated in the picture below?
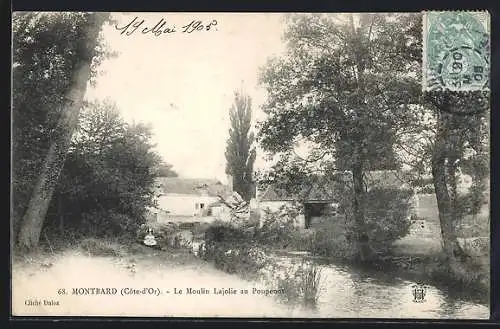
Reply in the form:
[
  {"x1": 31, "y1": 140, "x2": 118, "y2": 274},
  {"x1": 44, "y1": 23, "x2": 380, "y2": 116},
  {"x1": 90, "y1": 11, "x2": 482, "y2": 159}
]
[{"x1": 11, "y1": 11, "x2": 490, "y2": 318}]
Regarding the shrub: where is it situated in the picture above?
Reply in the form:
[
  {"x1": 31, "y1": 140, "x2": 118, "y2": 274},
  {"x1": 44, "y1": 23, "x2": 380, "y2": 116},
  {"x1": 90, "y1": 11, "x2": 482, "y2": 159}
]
[
  {"x1": 363, "y1": 187, "x2": 413, "y2": 253},
  {"x1": 308, "y1": 217, "x2": 359, "y2": 260},
  {"x1": 416, "y1": 185, "x2": 435, "y2": 194},
  {"x1": 203, "y1": 221, "x2": 268, "y2": 279},
  {"x1": 308, "y1": 187, "x2": 412, "y2": 261},
  {"x1": 205, "y1": 220, "x2": 254, "y2": 243},
  {"x1": 210, "y1": 245, "x2": 269, "y2": 278},
  {"x1": 256, "y1": 204, "x2": 303, "y2": 248},
  {"x1": 423, "y1": 254, "x2": 489, "y2": 292},
  {"x1": 78, "y1": 210, "x2": 144, "y2": 239}
]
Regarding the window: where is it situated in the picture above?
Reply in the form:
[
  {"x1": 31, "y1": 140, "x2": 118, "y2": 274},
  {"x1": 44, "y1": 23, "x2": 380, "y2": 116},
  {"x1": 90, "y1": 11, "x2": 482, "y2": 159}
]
[
  {"x1": 195, "y1": 203, "x2": 199, "y2": 210},
  {"x1": 200, "y1": 203, "x2": 205, "y2": 209}
]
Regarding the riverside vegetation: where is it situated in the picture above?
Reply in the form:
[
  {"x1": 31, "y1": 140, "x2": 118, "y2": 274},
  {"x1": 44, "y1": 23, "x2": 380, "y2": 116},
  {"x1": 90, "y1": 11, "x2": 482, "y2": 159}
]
[{"x1": 185, "y1": 185, "x2": 489, "y2": 308}]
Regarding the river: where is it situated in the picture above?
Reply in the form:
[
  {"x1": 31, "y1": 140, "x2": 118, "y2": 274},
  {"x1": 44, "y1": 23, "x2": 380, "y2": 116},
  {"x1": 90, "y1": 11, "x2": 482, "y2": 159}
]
[
  {"x1": 11, "y1": 247, "x2": 489, "y2": 319},
  {"x1": 267, "y1": 253, "x2": 490, "y2": 319}
]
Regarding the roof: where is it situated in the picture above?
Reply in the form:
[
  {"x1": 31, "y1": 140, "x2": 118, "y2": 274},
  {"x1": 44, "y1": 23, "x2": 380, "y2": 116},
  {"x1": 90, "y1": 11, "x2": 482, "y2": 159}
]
[
  {"x1": 259, "y1": 180, "x2": 336, "y2": 202},
  {"x1": 259, "y1": 170, "x2": 413, "y2": 202},
  {"x1": 364, "y1": 170, "x2": 412, "y2": 189},
  {"x1": 155, "y1": 177, "x2": 231, "y2": 197}
]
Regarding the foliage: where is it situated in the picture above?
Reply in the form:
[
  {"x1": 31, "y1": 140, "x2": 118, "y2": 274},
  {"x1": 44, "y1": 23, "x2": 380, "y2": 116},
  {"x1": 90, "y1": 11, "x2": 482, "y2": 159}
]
[
  {"x1": 11, "y1": 12, "x2": 115, "y2": 237},
  {"x1": 156, "y1": 163, "x2": 179, "y2": 177},
  {"x1": 257, "y1": 13, "x2": 423, "y2": 255},
  {"x1": 415, "y1": 185, "x2": 435, "y2": 194},
  {"x1": 307, "y1": 186, "x2": 412, "y2": 260},
  {"x1": 308, "y1": 218, "x2": 360, "y2": 260},
  {"x1": 256, "y1": 204, "x2": 304, "y2": 248},
  {"x1": 78, "y1": 211, "x2": 136, "y2": 239},
  {"x1": 202, "y1": 221, "x2": 268, "y2": 278},
  {"x1": 204, "y1": 220, "x2": 254, "y2": 245},
  {"x1": 40, "y1": 101, "x2": 163, "y2": 238},
  {"x1": 363, "y1": 187, "x2": 413, "y2": 252},
  {"x1": 258, "y1": 13, "x2": 422, "y2": 171},
  {"x1": 225, "y1": 89, "x2": 257, "y2": 201},
  {"x1": 266, "y1": 260, "x2": 322, "y2": 307}
]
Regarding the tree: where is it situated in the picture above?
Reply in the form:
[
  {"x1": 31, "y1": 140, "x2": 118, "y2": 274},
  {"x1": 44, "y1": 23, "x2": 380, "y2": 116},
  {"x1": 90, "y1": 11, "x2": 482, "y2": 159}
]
[
  {"x1": 425, "y1": 91, "x2": 489, "y2": 261},
  {"x1": 156, "y1": 163, "x2": 178, "y2": 177},
  {"x1": 225, "y1": 89, "x2": 257, "y2": 201},
  {"x1": 48, "y1": 101, "x2": 162, "y2": 237},
  {"x1": 13, "y1": 12, "x2": 113, "y2": 250},
  {"x1": 258, "y1": 13, "x2": 421, "y2": 260}
]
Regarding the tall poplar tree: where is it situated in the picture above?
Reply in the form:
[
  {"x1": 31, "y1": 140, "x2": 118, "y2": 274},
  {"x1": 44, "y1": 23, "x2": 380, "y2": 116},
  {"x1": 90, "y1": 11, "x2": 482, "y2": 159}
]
[{"x1": 225, "y1": 89, "x2": 257, "y2": 201}]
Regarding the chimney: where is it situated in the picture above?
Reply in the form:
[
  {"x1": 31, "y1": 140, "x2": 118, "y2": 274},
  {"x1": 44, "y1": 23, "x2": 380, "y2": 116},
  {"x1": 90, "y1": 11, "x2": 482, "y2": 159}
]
[{"x1": 227, "y1": 174, "x2": 233, "y2": 192}]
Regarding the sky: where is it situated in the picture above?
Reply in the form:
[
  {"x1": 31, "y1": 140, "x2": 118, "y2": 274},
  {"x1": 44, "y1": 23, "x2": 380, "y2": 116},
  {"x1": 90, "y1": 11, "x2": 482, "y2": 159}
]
[{"x1": 85, "y1": 13, "x2": 287, "y2": 183}]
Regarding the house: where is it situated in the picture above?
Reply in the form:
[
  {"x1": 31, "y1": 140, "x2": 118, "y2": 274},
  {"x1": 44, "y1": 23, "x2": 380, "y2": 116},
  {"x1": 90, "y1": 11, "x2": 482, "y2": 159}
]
[
  {"x1": 151, "y1": 177, "x2": 235, "y2": 223},
  {"x1": 257, "y1": 178, "x2": 338, "y2": 229},
  {"x1": 257, "y1": 170, "x2": 419, "y2": 230}
]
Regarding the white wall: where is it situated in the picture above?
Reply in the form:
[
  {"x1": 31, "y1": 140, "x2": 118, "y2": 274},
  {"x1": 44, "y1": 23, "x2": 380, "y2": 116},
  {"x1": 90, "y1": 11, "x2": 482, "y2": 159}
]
[{"x1": 157, "y1": 193, "x2": 218, "y2": 217}]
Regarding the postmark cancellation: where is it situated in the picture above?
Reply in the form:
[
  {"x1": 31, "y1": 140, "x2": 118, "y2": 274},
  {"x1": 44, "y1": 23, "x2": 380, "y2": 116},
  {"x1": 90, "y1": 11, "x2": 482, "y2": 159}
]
[{"x1": 423, "y1": 11, "x2": 490, "y2": 92}]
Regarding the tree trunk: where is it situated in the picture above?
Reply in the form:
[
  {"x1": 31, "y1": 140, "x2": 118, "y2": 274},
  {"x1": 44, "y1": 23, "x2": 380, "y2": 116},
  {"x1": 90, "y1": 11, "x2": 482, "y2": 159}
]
[
  {"x1": 58, "y1": 194, "x2": 64, "y2": 234},
  {"x1": 352, "y1": 161, "x2": 369, "y2": 261},
  {"x1": 431, "y1": 122, "x2": 466, "y2": 261},
  {"x1": 447, "y1": 158, "x2": 463, "y2": 232},
  {"x1": 17, "y1": 14, "x2": 105, "y2": 251}
]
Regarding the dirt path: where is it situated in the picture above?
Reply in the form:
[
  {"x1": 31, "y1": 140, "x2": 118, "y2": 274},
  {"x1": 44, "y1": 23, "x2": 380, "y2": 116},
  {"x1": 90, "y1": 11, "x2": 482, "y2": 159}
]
[{"x1": 12, "y1": 244, "x2": 308, "y2": 317}]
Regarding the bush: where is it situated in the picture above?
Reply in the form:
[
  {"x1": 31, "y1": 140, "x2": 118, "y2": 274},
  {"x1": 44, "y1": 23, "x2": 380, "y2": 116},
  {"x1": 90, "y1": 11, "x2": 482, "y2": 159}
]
[
  {"x1": 309, "y1": 217, "x2": 359, "y2": 260},
  {"x1": 205, "y1": 220, "x2": 254, "y2": 244},
  {"x1": 69, "y1": 210, "x2": 143, "y2": 239},
  {"x1": 308, "y1": 187, "x2": 412, "y2": 261},
  {"x1": 363, "y1": 187, "x2": 413, "y2": 253},
  {"x1": 209, "y1": 245, "x2": 269, "y2": 278},
  {"x1": 202, "y1": 221, "x2": 268, "y2": 279},
  {"x1": 413, "y1": 254, "x2": 489, "y2": 293},
  {"x1": 415, "y1": 185, "x2": 435, "y2": 194},
  {"x1": 256, "y1": 204, "x2": 304, "y2": 248}
]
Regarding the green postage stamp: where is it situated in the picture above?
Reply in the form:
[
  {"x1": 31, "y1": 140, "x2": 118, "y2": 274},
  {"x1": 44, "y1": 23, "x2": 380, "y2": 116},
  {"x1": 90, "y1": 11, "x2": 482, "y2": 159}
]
[{"x1": 423, "y1": 11, "x2": 490, "y2": 92}]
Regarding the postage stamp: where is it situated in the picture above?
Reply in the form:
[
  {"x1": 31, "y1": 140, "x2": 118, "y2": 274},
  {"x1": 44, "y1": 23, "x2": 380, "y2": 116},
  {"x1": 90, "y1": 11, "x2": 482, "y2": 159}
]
[{"x1": 422, "y1": 11, "x2": 490, "y2": 92}]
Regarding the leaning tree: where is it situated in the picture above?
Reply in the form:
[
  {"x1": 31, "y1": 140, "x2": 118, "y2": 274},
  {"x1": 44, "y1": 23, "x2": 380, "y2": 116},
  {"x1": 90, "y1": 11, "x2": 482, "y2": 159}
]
[{"x1": 13, "y1": 12, "x2": 114, "y2": 250}]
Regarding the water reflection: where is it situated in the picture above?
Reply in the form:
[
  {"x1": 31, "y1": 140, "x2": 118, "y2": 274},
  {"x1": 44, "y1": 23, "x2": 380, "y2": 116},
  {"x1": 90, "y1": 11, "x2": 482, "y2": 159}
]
[{"x1": 274, "y1": 255, "x2": 489, "y2": 319}]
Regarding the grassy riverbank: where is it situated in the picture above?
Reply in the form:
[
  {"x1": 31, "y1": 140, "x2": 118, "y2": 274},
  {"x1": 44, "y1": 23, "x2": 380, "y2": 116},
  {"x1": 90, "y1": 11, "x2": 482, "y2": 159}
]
[
  {"x1": 12, "y1": 237, "x2": 307, "y2": 317},
  {"x1": 370, "y1": 254, "x2": 489, "y2": 297},
  {"x1": 196, "y1": 209, "x2": 490, "y2": 309}
]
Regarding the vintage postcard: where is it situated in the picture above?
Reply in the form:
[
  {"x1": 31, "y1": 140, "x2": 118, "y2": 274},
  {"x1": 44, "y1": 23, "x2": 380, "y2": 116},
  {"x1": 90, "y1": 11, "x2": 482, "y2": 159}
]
[{"x1": 11, "y1": 11, "x2": 490, "y2": 319}]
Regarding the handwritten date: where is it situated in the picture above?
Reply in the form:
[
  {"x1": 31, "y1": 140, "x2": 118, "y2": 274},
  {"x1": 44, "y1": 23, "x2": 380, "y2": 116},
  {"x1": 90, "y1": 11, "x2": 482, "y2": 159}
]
[{"x1": 115, "y1": 17, "x2": 218, "y2": 37}]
